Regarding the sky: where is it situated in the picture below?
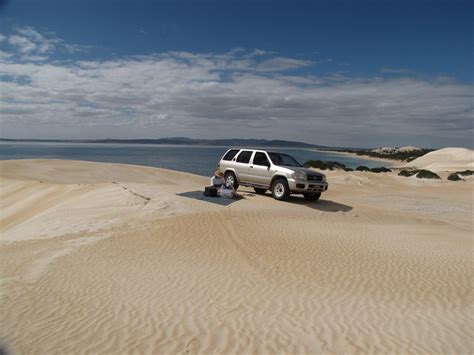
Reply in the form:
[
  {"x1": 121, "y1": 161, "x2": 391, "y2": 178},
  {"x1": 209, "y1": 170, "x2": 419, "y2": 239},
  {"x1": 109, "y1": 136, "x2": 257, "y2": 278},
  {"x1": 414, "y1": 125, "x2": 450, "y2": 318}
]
[{"x1": 0, "y1": 0, "x2": 472, "y2": 148}]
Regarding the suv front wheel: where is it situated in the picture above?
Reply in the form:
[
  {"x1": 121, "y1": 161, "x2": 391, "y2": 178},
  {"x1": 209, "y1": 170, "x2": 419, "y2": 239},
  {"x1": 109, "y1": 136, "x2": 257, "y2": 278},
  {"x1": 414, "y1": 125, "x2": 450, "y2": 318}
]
[
  {"x1": 271, "y1": 178, "x2": 290, "y2": 201},
  {"x1": 224, "y1": 171, "x2": 239, "y2": 190}
]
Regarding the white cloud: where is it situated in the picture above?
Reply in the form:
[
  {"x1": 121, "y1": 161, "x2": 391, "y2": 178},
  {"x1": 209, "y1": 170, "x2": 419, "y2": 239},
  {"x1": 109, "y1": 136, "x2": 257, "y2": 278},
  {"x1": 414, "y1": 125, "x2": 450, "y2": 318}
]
[
  {"x1": 257, "y1": 57, "x2": 312, "y2": 72},
  {"x1": 20, "y1": 54, "x2": 49, "y2": 62},
  {"x1": 380, "y1": 67, "x2": 414, "y2": 74},
  {"x1": 3, "y1": 26, "x2": 88, "y2": 60},
  {"x1": 8, "y1": 35, "x2": 37, "y2": 53},
  {"x1": 0, "y1": 50, "x2": 13, "y2": 60},
  {"x1": 245, "y1": 48, "x2": 270, "y2": 58},
  {"x1": 0, "y1": 28, "x2": 472, "y2": 147}
]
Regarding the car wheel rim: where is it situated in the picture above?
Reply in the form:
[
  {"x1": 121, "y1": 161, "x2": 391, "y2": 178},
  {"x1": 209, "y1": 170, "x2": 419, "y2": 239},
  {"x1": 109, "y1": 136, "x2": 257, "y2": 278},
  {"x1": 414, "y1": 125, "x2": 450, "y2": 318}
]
[
  {"x1": 226, "y1": 176, "x2": 234, "y2": 185},
  {"x1": 274, "y1": 183, "x2": 285, "y2": 197}
]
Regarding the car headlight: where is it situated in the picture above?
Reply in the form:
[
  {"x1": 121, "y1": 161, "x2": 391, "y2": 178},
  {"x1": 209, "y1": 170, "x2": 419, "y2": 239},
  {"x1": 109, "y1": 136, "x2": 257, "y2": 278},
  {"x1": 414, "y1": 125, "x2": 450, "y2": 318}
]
[
  {"x1": 321, "y1": 175, "x2": 326, "y2": 182},
  {"x1": 292, "y1": 172, "x2": 306, "y2": 180}
]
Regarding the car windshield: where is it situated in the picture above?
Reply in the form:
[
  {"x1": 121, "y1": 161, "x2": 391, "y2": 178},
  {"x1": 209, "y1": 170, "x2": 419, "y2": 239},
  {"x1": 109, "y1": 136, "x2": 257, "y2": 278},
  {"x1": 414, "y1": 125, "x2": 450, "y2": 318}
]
[{"x1": 268, "y1": 152, "x2": 301, "y2": 167}]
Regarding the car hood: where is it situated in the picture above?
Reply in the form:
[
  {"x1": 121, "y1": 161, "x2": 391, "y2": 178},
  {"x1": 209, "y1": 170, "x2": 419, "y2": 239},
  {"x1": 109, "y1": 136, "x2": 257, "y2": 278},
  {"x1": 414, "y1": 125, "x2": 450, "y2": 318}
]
[
  {"x1": 276, "y1": 166, "x2": 325, "y2": 177},
  {"x1": 292, "y1": 166, "x2": 325, "y2": 177}
]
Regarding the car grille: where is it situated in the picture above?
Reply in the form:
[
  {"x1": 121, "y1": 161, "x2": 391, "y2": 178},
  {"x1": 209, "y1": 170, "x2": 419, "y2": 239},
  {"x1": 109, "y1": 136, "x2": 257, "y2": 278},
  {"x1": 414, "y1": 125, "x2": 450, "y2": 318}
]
[{"x1": 307, "y1": 175, "x2": 323, "y2": 182}]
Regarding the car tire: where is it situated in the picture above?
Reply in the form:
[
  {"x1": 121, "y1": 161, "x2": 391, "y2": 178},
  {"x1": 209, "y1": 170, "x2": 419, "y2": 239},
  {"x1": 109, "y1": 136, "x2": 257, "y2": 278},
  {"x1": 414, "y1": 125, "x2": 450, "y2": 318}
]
[
  {"x1": 224, "y1": 171, "x2": 239, "y2": 190},
  {"x1": 271, "y1": 178, "x2": 290, "y2": 201},
  {"x1": 254, "y1": 188, "x2": 267, "y2": 195},
  {"x1": 303, "y1": 192, "x2": 321, "y2": 201}
]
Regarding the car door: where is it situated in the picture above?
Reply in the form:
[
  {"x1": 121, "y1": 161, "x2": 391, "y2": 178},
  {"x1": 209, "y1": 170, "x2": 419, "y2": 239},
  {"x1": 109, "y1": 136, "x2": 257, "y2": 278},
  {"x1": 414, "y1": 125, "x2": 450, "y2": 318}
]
[
  {"x1": 250, "y1": 151, "x2": 273, "y2": 186},
  {"x1": 234, "y1": 150, "x2": 254, "y2": 183}
]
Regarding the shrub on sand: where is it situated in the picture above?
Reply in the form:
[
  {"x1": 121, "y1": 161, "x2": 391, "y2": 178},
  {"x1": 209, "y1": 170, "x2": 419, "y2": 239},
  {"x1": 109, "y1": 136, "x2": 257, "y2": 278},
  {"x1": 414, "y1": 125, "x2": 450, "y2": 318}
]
[
  {"x1": 369, "y1": 167, "x2": 392, "y2": 173},
  {"x1": 447, "y1": 170, "x2": 473, "y2": 181},
  {"x1": 398, "y1": 170, "x2": 418, "y2": 177},
  {"x1": 355, "y1": 166, "x2": 370, "y2": 171},
  {"x1": 447, "y1": 173, "x2": 463, "y2": 181},
  {"x1": 457, "y1": 170, "x2": 474, "y2": 176},
  {"x1": 415, "y1": 170, "x2": 441, "y2": 179}
]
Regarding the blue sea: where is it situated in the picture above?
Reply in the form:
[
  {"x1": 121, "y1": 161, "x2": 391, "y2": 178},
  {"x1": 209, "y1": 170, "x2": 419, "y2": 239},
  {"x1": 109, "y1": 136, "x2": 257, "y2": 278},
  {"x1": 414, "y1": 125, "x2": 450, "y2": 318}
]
[{"x1": 0, "y1": 142, "x2": 390, "y2": 176}]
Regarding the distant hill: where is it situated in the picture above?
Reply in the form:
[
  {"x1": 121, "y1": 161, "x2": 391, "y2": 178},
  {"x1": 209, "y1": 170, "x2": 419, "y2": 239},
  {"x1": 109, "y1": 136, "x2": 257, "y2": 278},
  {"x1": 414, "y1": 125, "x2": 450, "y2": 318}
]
[{"x1": 0, "y1": 137, "x2": 326, "y2": 149}]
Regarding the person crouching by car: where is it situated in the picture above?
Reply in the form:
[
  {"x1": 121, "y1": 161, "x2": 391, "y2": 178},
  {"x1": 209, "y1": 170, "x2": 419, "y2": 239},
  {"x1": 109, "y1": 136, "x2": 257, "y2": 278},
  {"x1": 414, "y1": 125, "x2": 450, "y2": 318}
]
[
  {"x1": 211, "y1": 170, "x2": 226, "y2": 189},
  {"x1": 211, "y1": 170, "x2": 244, "y2": 199}
]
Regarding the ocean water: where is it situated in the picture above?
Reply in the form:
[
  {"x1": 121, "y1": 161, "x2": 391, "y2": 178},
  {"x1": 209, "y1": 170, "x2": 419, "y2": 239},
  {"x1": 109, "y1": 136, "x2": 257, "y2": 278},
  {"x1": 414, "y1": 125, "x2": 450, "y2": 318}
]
[{"x1": 0, "y1": 142, "x2": 389, "y2": 176}]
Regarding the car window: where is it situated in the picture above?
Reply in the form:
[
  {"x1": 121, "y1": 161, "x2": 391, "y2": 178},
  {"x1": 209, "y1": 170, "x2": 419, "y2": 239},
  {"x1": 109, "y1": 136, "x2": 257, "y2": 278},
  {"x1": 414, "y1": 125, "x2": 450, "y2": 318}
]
[
  {"x1": 236, "y1": 150, "x2": 252, "y2": 164},
  {"x1": 222, "y1": 149, "x2": 239, "y2": 161},
  {"x1": 253, "y1": 152, "x2": 270, "y2": 166},
  {"x1": 268, "y1": 152, "x2": 301, "y2": 167}
]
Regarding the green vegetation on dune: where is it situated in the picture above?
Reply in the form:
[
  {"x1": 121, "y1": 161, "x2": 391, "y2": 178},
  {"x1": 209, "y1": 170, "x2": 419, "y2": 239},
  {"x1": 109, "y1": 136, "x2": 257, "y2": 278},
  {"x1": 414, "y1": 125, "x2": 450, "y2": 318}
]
[
  {"x1": 369, "y1": 167, "x2": 392, "y2": 173},
  {"x1": 447, "y1": 173, "x2": 463, "y2": 181},
  {"x1": 399, "y1": 169, "x2": 440, "y2": 179},
  {"x1": 398, "y1": 170, "x2": 418, "y2": 177},
  {"x1": 447, "y1": 170, "x2": 473, "y2": 181},
  {"x1": 415, "y1": 170, "x2": 441, "y2": 179},
  {"x1": 354, "y1": 166, "x2": 391, "y2": 173},
  {"x1": 303, "y1": 161, "x2": 391, "y2": 173}
]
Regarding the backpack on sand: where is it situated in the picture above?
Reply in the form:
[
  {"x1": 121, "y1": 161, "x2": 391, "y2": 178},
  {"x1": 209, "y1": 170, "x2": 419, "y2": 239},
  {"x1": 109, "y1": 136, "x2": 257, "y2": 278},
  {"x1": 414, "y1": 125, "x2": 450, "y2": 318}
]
[{"x1": 204, "y1": 186, "x2": 218, "y2": 197}]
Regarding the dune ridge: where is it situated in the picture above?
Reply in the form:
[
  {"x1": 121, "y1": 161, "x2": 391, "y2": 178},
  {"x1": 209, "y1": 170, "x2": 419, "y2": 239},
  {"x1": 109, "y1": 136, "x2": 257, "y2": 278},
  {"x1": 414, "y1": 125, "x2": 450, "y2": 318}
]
[
  {"x1": 403, "y1": 147, "x2": 474, "y2": 172},
  {"x1": 1, "y1": 159, "x2": 472, "y2": 354}
]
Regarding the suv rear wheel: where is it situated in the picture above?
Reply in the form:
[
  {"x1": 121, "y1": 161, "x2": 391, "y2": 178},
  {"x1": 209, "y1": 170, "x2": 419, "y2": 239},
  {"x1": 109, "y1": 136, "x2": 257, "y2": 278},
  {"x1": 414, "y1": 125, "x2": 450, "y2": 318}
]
[
  {"x1": 303, "y1": 192, "x2": 321, "y2": 201},
  {"x1": 224, "y1": 171, "x2": 239, "y2": 189},
  {"x1": 271, "y1": 178, "x2": 290, "y2": 201}
]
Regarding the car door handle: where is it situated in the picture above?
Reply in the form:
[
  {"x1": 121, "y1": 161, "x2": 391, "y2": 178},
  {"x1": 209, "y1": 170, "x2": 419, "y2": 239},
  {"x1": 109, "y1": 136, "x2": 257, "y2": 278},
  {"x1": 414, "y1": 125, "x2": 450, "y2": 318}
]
[{"x1": 250, "y1": 166, "x2": 253, "y2": 168}]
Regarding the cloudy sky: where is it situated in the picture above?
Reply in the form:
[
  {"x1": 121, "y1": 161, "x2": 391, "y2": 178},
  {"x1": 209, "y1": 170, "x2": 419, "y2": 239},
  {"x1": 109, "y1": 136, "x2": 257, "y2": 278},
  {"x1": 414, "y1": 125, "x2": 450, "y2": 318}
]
[{"x1": 0, "y1": 0, "x2": 472, "y2": 148}]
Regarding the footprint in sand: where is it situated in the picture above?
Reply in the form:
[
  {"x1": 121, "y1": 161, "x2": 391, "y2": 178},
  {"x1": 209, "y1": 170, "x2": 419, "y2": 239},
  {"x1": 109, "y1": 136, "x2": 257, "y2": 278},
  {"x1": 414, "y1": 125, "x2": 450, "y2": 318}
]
[{"x1": 185, "y1": 338, "x2": 197, "y2": 354}]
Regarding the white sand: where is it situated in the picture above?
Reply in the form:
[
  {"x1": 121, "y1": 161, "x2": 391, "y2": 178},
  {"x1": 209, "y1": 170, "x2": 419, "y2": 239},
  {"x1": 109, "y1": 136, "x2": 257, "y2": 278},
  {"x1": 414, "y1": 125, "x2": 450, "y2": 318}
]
[
  {"x1": 403, "y1": 147, "x2": 474, "y2": 172},
  {"x1": 1, "y1": 159, "x2": 472, "y2": 354},
  {"x1": 398, "y1": 146, "x2": 420, "y2": 152}
]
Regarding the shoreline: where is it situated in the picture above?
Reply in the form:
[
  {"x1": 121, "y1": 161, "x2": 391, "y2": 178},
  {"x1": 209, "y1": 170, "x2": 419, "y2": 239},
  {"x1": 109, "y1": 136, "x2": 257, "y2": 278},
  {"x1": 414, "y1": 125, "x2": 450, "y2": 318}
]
[
  {"x1": 313, "y1": 149, "x2": 400, "y2": 165},
  {"x1": 0, "y1": 146, "x2": 399, "y2": 176}
]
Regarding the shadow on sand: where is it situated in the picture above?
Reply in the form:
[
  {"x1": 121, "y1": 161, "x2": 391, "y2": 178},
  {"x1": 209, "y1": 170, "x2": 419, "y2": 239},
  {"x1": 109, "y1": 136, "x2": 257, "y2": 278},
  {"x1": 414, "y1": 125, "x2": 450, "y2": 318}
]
[
  {"x1": 176, "y1": 191, "x2": 238, "y2": 206},
  {"x1": 177, "y1": 190, "x2": 352, "y2": 212},
  {"x1": 261, "y1": 193, "x2": 353, "y2": 212}
]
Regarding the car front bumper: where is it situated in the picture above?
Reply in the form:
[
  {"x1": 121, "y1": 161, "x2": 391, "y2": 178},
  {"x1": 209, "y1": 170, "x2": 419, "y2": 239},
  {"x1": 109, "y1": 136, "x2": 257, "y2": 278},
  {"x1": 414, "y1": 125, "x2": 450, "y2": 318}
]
[{"x1": 288, "y1": 178, "x2": 328, "y2": 193}]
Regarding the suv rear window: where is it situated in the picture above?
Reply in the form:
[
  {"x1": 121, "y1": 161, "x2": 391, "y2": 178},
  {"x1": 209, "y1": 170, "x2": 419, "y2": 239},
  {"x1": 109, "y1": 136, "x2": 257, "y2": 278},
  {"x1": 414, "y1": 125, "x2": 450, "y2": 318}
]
[
  {"x1": 236, "y1": 150, "x2": 252, "y2": 164},
  {"x1": 222, "y1": 149, "x2": 239, "y2": 161}
]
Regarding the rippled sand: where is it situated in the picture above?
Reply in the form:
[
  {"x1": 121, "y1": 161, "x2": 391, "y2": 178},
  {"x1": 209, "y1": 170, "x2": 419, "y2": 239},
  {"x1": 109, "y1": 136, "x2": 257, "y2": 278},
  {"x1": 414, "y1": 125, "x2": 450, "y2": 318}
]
[{"x1": 1, "y1": 159, "x2": 472, "y2": 354}]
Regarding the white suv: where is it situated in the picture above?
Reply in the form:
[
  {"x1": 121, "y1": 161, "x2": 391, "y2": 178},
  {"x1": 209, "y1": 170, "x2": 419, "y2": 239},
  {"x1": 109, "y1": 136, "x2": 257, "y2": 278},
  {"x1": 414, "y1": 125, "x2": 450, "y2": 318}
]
[{"x1": 218, "y1": 148, "x2": 328, "y2": 201}]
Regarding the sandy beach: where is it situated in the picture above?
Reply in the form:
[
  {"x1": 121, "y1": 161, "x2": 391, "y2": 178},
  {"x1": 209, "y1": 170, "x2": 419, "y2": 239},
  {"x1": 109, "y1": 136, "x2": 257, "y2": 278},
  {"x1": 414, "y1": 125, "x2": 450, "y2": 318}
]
[{"x1": 1, "y1": 159, "x2": 472, "y2": 354}]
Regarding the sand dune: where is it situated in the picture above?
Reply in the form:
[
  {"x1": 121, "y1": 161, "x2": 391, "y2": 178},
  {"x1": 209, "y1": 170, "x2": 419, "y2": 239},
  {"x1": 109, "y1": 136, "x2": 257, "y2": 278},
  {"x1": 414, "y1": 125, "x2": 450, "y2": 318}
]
[
  {"x1": 403, "y1": 147, "x2": 474, "y2": 172},
  {"x1": 0, "y1": 160, "x2": 209, "y2": 242},
  {"x1": 1, "y1": 159, "x2": 472, "y2": 354}
]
